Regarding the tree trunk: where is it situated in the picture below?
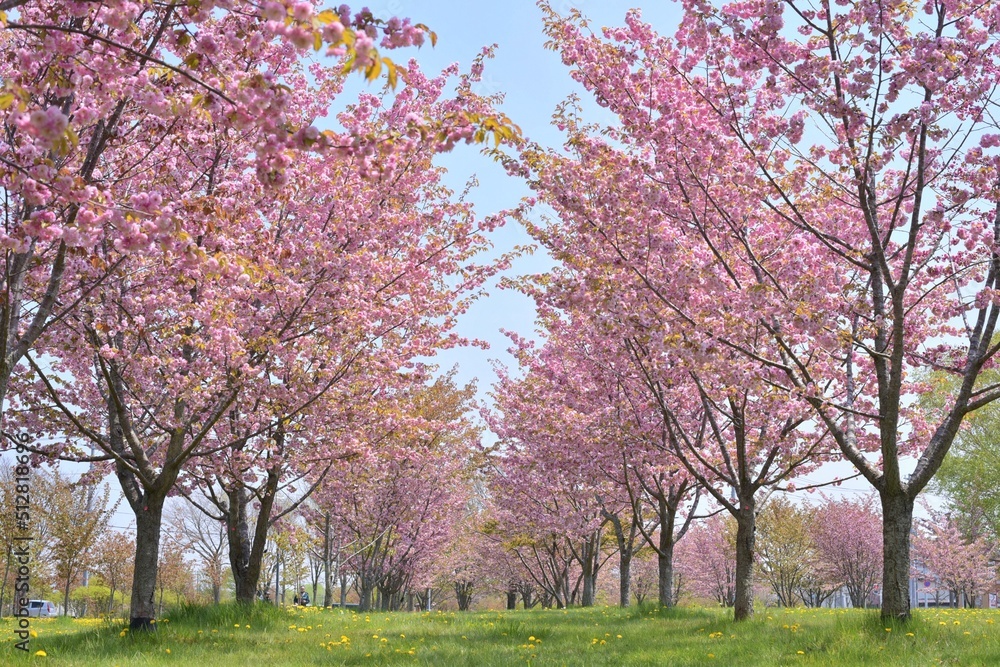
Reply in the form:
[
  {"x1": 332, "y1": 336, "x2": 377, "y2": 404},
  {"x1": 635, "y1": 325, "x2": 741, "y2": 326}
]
[
  {"x1": 228, "y1": 470, "x2": 279, "y2": 605},
  {"x1": 455, "y1": 582, "x2": 473, "y2": 611},
  {"x1": 506, "y1": 590, "x2": 517, "y2": 610},
  {"x1": 130, "y1": 493, "x2": 165, "y2": 630},
  {"x1": 619, "y1": 550, "x2": 631, "y2": 608},
  {"x1": 658, "y1": 549, "x2": 675, "y2": 608},
  {"x1": 273, "y1": 555, "x2": 281, "y2": 606},
  {"x1": 733, "y1": 506, "x2": 755, "y2": 621},
  {"x1": 581, "y1": 569, "x2": 595, "y2": 607},
  {"x1": 657, "y1": 492, "x2": 679, "y2": 607},
  {"x1": 359, "y1": 578, "x2": 374, "y2": 612},
  {"x1": 212, "y1": 582, "x2": 221, "y2": 605},
  {"x1": 880, "y1": 491, "x2": 914, "y2": 621},
  {"x1": 63, "y1": 573, "x2": 71, "y2": 617},
  {"x1": 0, "y1": 544, "x2": 10, "y2": 618},
  {"x1": 578, "y1": 534, "x2": 599, "y2": 607},
  {"x1": 323, "y1": 514, "x2": 334, "y2": 608},
  {"x1": 603, "y1": 509, "x2": 635, "y2": 608},
  {"x1": 339, "y1": 570, "x2": 347, "y2": 608}
]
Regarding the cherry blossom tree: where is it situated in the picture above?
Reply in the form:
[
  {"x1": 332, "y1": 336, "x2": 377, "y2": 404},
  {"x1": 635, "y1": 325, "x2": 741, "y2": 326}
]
[
  {"x1": 676, "y1": 513, "x2": 736, "y2": 607},
  {"x1": 10, "y1": 26, "x2": 514, "y2": 628},
  {"x1": 530, "y1": 0, "x2": 1000, "y2": 620},
  {"x1": 0, "y1": 0, "x2": 464, "y2": 429},
  {"x1": 92, "y1": 531, "x2": 135, "y2": 616},
  {"x1": 312, "y1": 374, "x2": 478, "y2": 611},
  {"x1": 811, "y1": 496, "x2": 883, "y2": 608},
  {"x1": 914, "y1": 509, "x2": 997, "y2": 608},
  {"x1": 489, "y1": 331, "x2": 631, "y2": 608}
]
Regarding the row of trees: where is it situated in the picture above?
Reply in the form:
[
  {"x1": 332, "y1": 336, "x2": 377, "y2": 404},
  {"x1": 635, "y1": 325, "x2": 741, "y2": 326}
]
[
  {"x1": 0, "y1": 465, "x2": 137, "y2": 617},
  {"x1": 6, "y1": 455, "x2": 994, "y2": 616},
  {"x1": 485, "y1": 0, "x2": 1000, "y2": 621},
  {"x1": 0, "y1": 0, "x2": 518, "y2": 630},
  {"x1": 5, "y1": 0, "x2": 1000, "y2": 626}
]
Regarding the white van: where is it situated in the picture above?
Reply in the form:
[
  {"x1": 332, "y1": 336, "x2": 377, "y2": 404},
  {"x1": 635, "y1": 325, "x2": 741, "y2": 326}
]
[{"x1": 26, "y1": 600, "x2": 59, "y2": 617}]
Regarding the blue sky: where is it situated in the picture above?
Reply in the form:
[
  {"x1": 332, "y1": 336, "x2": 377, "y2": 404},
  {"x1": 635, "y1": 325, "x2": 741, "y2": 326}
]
[{"x1": 349, "y1": 1, "x2": 685, "y2": 405}]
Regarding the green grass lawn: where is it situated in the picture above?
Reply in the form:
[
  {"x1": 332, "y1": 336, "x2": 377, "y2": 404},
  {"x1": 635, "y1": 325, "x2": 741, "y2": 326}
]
[{"x1": 2, "y1": 602, "x2": 998, "y2": 666}]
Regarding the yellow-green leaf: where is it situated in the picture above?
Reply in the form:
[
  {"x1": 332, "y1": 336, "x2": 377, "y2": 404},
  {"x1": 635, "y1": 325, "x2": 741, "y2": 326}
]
[
  {"x1": 315, "y1": 9, "x2": 337, "y2": 24},
  {"x1": 365, "y1": 56, "x2": 382, "y2": 82},
  {"x1": 0, "y1": 93, "x2": 15, "y2": 110},
  {"x1": 386, "y1": 59, "x2": 398, "y2": 89}
]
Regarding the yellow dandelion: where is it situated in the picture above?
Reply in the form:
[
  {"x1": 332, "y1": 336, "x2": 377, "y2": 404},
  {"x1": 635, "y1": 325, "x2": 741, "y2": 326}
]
[
  {"x1": 906, "y1": 632, "x2": 915, "y2": 637},
  {"x1": 165, "y1": 648, "x2": 171, "y2": 654},
  {"x1": 885, "y1": 628, "x2": 891, "y2": 632},
  {"x1": 707, "y1": 653, "x2": 715, "y2": 659},
  {"x1": 797, "y1": 651, "x2": 805, "y2": 655},
  {"x1": 616, "y1": 635, "x2": 622, "y2": 639},
  {"x1": 34, "y1": 650, "x2": 47, "y2": 657},
  {"x1": 29, "y1": 630, "x2": 38, "y2": 638},
  {"x1": 529, "y1": 636, "x2": 536, "y2": 641}
]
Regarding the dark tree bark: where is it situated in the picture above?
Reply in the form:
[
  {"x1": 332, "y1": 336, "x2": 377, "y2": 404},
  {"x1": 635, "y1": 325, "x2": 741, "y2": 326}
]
[
  {"x1": 455, "y1": 581, "x2": 474, "y2": 611},
  {"x1": 733, "y1": 501, "x2": 756, "y2": 622},
  {"x1": 130, "y1": 492, "x2": 167, "y2": 630},
  {"x1": 880, "y1": 491, "x2": 914, "y2": 619},
  {"x1": 226, "y1": 470, "x2": 278, "y2": 605},
  {"x1": 323, "y1": 514, "x2": 334, "y2": 607}
]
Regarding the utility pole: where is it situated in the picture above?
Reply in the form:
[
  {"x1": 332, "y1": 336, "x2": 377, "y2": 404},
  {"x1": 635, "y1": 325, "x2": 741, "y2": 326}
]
[
  {"x1": 81, "y1": 445, "x2": 97, "y2": 587},
  {"x1": 274, "y1": 549, "x2": 281, "y2": 606}
]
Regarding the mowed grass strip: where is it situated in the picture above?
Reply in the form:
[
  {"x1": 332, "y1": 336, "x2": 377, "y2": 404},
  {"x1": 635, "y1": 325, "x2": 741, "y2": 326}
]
[{"x1": 1, "y1": 603, "x2": 999, "y2": 666}]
